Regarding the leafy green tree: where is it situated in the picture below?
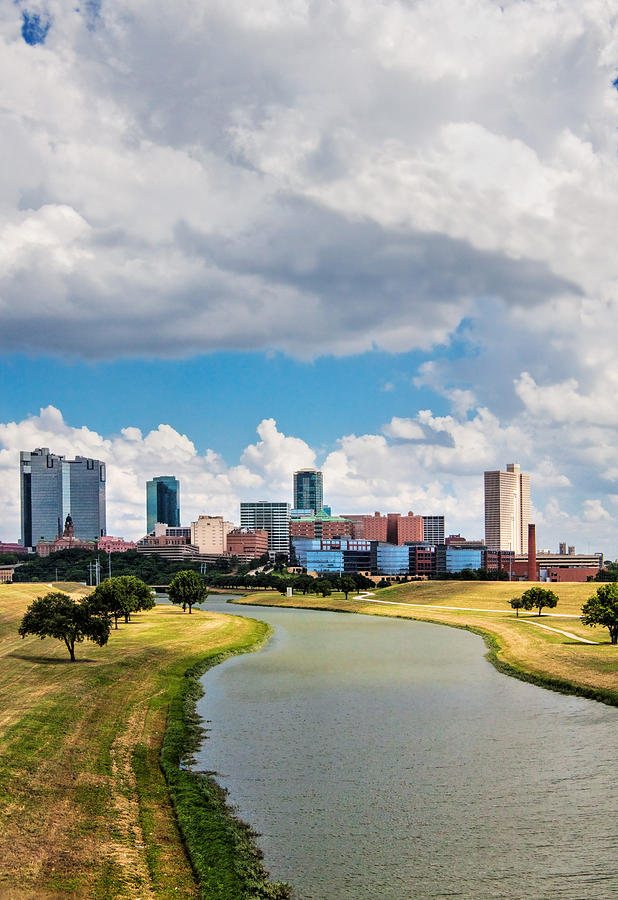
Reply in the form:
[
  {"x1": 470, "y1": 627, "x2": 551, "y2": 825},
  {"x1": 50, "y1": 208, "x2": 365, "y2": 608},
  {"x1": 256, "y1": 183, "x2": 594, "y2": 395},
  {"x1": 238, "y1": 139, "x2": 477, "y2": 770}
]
[
  {"x1": 340, "y1": 576, "x2": 356, "y2": 600},
  {"x1": 18, "y1": 591, "x2": 111, "y2": 661},
  {"x1": 315, "y1": 579, "x2": 332, "y2": 598},
  {"x1": 91, "y1": 575, "x2": 153, "y2": 627},
  {"x1": 294, "y1": 574, "x2": 314, "y2": 595},
  {"x1": 520, "y1": 586, "x2": 558, "y2": 616},
  {"x1": 581, "y1": 583, "x2": 618, "y2": 644},
  {"x1": 509, "y1": 596, "x2": 525, "y2": 616},
  {"x1": 593, "y1": 562, "x2": 618, "y2": 582},
  {"x1": 168, "y1": 570, "x2": 208, "y2": 614}
]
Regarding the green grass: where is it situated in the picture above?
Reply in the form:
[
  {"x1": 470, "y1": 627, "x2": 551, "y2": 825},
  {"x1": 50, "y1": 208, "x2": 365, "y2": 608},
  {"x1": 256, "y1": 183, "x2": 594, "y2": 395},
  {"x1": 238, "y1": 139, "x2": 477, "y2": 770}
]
[{"x1": 0, "y1": 583, "x2": 289, "y2": 899}]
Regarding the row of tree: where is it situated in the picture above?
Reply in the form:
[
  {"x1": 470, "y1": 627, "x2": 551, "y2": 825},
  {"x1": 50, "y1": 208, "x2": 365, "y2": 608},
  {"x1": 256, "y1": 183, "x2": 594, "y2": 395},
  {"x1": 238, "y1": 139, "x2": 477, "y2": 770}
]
[
  {"x1": 18, "y1": 571, "x2": 210, "y2": 661},
  {"x1": 209, "y1": 571, "x2": 374, "y2": 595}
]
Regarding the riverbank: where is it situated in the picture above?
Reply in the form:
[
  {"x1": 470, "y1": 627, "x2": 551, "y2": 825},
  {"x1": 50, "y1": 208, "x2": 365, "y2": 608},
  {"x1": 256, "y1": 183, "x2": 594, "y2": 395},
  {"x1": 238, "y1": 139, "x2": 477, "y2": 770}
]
[
  {"x1": 232, "y1": 581, "x2": 618, "y2": 707},
  {"x1": 0, "y1": 583, "x2": 288, "y2": 898}
]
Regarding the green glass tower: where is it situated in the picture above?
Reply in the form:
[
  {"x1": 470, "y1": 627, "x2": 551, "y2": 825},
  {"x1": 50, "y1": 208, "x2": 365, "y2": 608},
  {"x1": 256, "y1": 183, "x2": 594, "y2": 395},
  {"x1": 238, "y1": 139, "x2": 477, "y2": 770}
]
[
  {"x1": 293, "y1": 469, "x2": 324, "y2": 514},
  {"x1": 146, "y1": 476, "x2": 180, "y2": 532}
]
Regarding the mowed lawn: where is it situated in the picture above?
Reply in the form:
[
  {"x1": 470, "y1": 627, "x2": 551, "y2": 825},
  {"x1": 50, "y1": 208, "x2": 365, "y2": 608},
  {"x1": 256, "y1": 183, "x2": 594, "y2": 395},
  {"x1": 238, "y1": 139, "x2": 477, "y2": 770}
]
[
  {"x1": 236, "y1": 580, "x2": 618, "y2": 703},
  {"x1": 0, "y1": 583, "x2": 269, "y2": 899}
]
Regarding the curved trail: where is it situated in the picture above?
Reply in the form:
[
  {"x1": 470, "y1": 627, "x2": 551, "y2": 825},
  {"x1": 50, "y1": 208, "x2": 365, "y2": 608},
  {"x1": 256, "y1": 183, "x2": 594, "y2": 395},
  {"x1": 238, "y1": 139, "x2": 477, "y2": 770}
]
[{"x1": 353, "y1": 592, "x2": 599, "y2": 644}]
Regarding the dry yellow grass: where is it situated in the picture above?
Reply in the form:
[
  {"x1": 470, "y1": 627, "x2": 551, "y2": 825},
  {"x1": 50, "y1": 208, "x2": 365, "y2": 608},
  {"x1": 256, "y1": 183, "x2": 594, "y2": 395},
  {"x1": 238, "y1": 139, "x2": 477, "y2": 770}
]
[
  {"x1": 235, "y1": 580, "x2": 618, "y2": 703},
  {"x1": 0, "y1": 582, "x2": 269, "y2": 898}
]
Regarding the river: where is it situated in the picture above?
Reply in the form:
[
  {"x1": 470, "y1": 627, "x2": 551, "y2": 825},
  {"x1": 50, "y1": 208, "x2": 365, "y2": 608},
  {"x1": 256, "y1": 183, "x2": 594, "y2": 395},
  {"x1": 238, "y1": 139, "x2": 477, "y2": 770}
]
[{"x1": 193, "y1": 596, "x2": 618, "y2": 899}]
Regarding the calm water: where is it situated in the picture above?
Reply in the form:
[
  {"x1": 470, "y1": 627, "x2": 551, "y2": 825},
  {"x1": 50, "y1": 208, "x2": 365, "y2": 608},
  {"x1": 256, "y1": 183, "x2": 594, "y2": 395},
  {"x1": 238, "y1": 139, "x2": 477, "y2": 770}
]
[{"x1": 194, "y1": 598, "x2": 618, "y2": 900}]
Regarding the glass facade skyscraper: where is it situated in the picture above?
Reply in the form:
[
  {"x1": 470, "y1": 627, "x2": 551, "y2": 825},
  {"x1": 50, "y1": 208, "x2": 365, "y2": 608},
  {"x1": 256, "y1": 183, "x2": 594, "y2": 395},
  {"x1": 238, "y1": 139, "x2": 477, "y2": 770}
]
[
  {"x1": 20, "y1": 448, "x2": 106, "y2": 547},
  {"x1": 146, "y1": 476, "x2": 180, "y2": 532},
  {"x1": 293, "y1": 469, "x2": 324, "y2": 515}
]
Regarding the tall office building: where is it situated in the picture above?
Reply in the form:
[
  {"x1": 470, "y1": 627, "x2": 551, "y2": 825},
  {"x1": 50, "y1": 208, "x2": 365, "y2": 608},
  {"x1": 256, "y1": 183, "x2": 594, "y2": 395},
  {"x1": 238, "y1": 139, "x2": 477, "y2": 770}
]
[
  {"x1": 20, "y1": 448, "x2": 106, "y2": 547},
  {"x1": 146, "y1": 476, "x2": 180, "y2": 532},
  {"x1": 484, "y1": 463, "x2": 530, "y2": 553},
  {"x1": 190, "y1": 515, "x2": 234, "y2": 555},
  {"x1": 240, "y1": 501, "x2": 291, "y2": 555},
  {"x1": 293, "y1": 469, "x2": 323, "y2": 515},
  {"x1": 423, "y1": 515, "x2": 445, "y2": 544}
]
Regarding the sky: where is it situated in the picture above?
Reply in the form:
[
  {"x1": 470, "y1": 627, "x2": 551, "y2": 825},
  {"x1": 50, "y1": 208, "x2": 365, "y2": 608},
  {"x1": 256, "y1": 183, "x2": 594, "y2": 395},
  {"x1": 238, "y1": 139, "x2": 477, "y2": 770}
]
[{"x1": 1, "y1": 0, "x2": 618, "y2": 554}]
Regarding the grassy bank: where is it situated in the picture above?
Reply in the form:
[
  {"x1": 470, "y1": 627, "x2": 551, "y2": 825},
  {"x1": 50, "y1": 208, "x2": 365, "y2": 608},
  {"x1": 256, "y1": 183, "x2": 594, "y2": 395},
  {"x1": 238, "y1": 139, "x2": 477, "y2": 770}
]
[
  {"x1": 0, "y1": 583, "x2": 288, "y2": 898},
  {"x1": 233, "y1": 581, "x2": 618, "y2": 707}
]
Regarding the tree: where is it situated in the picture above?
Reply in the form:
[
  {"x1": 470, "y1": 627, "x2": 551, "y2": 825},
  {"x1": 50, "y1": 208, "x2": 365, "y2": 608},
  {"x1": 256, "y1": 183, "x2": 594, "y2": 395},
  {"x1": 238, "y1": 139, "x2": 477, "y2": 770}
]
[
  {"x1": 520, "y1": 586, "x2": 558, "y2": 616},
  {"x1": 294, "y1": 574, "x2": 314, "y2": 595},
  {"x1": 18, "y1": 591, "x2": 111, "y2": 661},
  {"x1": 91, "y1": 575, "x2": 153, "y2": 627},
  {"x1": 509, "y1": 596, "x2": 524, "y2": 617},
  {"x1": 340, "y1": 576, "x2": 356, "y2": 600},
  {"x1": 581, "y1": 583, "x2": 618, "y2": 644},
  {"x1": 168, "y1": 570, "x2": 208, "y2": 613},
  {"x1": 314, "y1": 579, "x2": 332, "y2": 598}
]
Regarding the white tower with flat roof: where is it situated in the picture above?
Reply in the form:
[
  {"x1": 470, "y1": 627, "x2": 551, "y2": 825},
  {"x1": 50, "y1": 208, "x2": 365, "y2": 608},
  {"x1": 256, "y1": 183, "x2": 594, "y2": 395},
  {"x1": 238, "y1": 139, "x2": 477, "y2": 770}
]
[{"x1": 484, "y1": 463, "x2": 530, "y2": 553}]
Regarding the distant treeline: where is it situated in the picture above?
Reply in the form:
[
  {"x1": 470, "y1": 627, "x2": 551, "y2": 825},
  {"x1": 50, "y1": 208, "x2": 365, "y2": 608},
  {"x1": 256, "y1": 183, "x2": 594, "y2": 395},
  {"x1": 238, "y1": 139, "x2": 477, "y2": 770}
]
[
  {"x1": 209, "y1": 571, "x2": 375, "y2": 594},
  {"x1": 11, "y1": 547, "x2": 266, "y2": 585},
  {"x1": 592, "y1": 562, "x2": 618, "y2": 582}
]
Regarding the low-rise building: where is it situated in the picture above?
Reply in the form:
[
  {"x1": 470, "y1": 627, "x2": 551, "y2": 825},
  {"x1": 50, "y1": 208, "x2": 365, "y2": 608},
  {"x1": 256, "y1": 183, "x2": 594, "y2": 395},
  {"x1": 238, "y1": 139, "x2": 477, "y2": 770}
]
[
  {"x1": 289, "y1": 510, "x2": 353, "y2": 540},
  {"x1": 510, "y1": 551, "x2": 602, "y2": 581},
  {"x1": 97, "y1": 536, "x2": 137, "y2": 553},
  {"x1": 136, "y1": 524, "x2": 197, "y2": 560},
  {"x1": 0, "y1": 566, "x2": 16, "y2": 583},
  {"x1": 226, "y1": 528, "x2": 269, "y2": 559},
  {"x1": 0, "y1": 542, "x2": 30, "y2": 556}
]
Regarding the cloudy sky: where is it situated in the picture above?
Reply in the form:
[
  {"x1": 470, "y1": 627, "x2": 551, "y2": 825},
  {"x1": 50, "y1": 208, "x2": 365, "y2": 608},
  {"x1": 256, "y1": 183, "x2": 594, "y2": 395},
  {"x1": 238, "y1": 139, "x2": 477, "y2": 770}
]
[{"x1": 1, "y1": 0, "x2": 618, "y2": 554}]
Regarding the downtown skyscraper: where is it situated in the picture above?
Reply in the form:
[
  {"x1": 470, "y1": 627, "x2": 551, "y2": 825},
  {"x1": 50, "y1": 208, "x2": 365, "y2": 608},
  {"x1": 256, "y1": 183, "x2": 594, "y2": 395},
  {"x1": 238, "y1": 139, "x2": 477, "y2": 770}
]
[
  {"x1": 484, "y1": 463, "x2": 530, "y2": 554},
  {"x1": 20, "y1": 448, "x2": 106, "y2": 547},
  {"x1": 293, "y1": 468, "x2": 323, "y2": 514},
  {"x1": 146, "y1": 476, "x2": 180, "y2": 532}
]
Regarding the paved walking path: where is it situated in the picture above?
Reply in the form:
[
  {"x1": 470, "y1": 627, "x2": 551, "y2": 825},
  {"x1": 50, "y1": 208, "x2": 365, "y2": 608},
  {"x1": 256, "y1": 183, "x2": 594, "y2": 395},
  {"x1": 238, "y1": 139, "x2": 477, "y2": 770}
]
[
  {"x1": 353, "y1": 593, "x2": 598, "y2": 643},
  {"x1": 517, "y1": 619, "x2": 598, "y2": 643}
]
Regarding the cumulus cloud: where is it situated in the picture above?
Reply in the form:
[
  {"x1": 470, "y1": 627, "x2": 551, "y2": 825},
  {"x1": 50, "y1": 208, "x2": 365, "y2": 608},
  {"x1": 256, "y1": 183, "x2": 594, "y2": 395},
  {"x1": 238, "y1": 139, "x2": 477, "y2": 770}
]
[
  {"x1": 0, "y1": 0, "x2": 613, "y2": 363},
  {"x1": 1, "y1": 402, "x2": 615, "y2": 554}
]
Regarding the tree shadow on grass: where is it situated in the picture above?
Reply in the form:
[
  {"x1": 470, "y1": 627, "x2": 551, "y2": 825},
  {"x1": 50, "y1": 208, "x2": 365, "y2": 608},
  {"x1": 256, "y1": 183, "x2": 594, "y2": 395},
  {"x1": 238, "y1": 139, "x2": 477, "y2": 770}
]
[{"x1": 8, "y1": 652, "x2": 95, "y2": 664}]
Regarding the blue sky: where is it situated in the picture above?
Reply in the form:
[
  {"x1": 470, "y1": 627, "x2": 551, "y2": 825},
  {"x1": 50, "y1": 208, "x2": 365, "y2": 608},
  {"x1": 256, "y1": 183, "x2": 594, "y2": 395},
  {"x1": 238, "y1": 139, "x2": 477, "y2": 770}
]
[
  {"x1": 1, "y1": 349, "x2": 452, "y2": 459},
  {"x1": 1, "y1": 1, "x2": 618, "y2": 553}
]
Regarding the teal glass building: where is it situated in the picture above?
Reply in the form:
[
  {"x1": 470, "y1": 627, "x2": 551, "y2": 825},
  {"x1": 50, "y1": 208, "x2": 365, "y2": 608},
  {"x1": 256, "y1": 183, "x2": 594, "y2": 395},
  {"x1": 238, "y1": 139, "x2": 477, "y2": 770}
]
[
  {"x1": 20, "y1": 447, "x2": 106, "y2": 547},
  {"x1": 146, "y1": 476, "x2": 180, "y2": 532},
  {"x1": 293, "y1": 469, "x2": 324, "y2": 515}
]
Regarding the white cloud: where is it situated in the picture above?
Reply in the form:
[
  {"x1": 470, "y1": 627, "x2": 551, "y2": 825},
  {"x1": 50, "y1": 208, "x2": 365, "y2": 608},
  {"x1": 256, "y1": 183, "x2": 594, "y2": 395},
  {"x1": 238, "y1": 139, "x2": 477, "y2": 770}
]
[
  {"x1": 381, "y1": 417, "x2": 426, "y2": 441},
  {"x1": 0, "y1": 0, "x2": 615, "y2": 362},
  {"x1": 582, "y1": 499, "x2": 611, "y2": 522},
  {"x1": 515, "y1": 371, "x2": 618, "y2": 426},
  {"x1": 1, "y1": 404, "x2": 618, "y2": 554}
]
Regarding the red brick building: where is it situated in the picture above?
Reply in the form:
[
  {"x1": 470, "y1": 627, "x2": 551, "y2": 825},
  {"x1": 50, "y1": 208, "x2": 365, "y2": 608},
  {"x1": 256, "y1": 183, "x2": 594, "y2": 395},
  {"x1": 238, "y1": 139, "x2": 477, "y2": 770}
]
[
  {"x1": 226, "y1": 528, "x2": 269, "y2": 559},
  {"x1": 387, "y1": 512, "x2": 424, "y2": 545},
  {"x1": 361, "y1": 513, "x2": 388, "y2": 542}
]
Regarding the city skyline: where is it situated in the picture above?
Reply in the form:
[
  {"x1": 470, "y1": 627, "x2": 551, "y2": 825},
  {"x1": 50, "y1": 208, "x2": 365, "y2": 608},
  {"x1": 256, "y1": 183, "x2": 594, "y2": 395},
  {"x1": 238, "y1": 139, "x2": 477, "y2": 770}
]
[{"x1": 4, "y1": 418, "x2": 609, "y2": 558}]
